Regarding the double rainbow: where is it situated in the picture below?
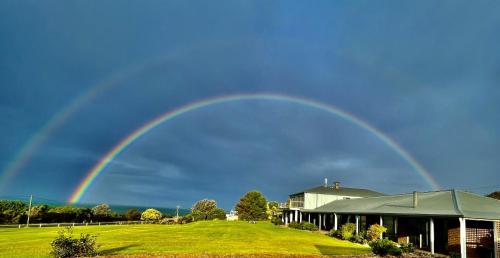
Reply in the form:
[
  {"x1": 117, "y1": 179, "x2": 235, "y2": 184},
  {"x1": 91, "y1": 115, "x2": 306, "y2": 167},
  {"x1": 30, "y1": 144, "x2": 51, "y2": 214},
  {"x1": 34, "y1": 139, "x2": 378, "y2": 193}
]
[{"x1": 68, "y1": 93, "x2": 440, "y2": 204}]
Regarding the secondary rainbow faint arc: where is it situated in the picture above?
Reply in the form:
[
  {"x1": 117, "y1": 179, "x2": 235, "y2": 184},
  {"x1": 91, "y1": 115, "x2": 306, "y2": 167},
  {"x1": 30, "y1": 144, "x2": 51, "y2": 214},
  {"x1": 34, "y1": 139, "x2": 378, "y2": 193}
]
[{"x1": 68, "y1": 93, "x2": 440, "y2": 204}]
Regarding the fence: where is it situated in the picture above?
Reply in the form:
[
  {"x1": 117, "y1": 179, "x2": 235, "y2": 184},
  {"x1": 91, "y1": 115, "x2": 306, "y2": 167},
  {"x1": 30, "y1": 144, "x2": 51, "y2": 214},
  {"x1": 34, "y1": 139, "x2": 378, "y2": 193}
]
[{"x1": 0, "y1": 220, "x2": 148, "y2": 229}]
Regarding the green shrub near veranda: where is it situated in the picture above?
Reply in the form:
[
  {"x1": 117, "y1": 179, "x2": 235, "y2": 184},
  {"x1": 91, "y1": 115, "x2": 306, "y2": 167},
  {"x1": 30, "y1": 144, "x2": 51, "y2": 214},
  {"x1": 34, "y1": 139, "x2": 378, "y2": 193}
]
[
  {"x1": 366, "y1": 223, "x2": 387, "y2": 242},
  {"x1": 339, "y1": 223, "x2": 356, "y2": 240},
  {"x1": 369, "y1": 238, "x2": 402, "y2": 256}
]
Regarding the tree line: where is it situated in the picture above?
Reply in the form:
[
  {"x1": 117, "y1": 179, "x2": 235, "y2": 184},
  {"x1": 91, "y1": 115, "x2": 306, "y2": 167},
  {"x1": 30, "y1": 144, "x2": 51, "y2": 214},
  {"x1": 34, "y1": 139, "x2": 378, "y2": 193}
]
[
  {"x1": 0, "y1": 201, "x2": 145, "y2": 224},
  {"x1": 0, "y1": 190, "x2": 281, "y2": 224}
]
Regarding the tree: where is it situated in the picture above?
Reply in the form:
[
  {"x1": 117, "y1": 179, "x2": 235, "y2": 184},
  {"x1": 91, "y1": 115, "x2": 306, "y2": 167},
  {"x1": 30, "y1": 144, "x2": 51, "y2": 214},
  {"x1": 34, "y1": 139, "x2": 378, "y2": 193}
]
[
  {"x1": 47, "y1": 206, "x2": 81, "y2": 223},
  {"x1": 92, "y1": 204, "x2": 111, "y2": 216},
  {"x1": 486, "y1": 191, "x2": 500, "y2": 200},
  {"x1": 0, "y1": 200, "x2": 27, "y2": 223},
  {"x1": 207, "y1": 208, "x2": 226, "y2": 220},
  {"x1": 235, "y1": 190, "x2": 268, "y2": 221},
  {"x1": 267, "y1": 201, "x2": 280, "y2": 219},
  {"x1": 191, "y1": 199, "x2": 217, "y2": 221},
  {"x1": 125, "y1": 209, "x2": 141, "y2": 221},
  {"x1": 30, "y1": 205, "x2": 49, "y2": 222},
  {"x1": 141, "y1": 208, "x2": 162, "y2": 222}
]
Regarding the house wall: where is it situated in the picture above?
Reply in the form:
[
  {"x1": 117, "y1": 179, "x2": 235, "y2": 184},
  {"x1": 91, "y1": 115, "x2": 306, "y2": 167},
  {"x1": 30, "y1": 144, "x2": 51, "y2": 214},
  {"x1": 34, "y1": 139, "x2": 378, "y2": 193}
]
[
  {"x1": 448, "y1": 227, "x2": 461, "y2": 255},
  {"x1": 303, "y1": 193, "x2": 362, "y2": 209}
]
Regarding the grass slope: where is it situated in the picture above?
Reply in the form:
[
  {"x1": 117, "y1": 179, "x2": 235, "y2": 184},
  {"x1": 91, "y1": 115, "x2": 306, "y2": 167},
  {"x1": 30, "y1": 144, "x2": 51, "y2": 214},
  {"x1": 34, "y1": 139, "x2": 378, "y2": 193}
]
[{"x1": 0, "y1": 221, "x2": 370, "y2": 257}]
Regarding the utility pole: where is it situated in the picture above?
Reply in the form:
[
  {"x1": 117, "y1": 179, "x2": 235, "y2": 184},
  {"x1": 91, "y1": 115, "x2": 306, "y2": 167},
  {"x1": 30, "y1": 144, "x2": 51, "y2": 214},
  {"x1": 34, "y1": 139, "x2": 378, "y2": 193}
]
[
  {"x1": 176, "y1": 205, "x2": 180, "y2": 221},
  {"x1": 26, "y1": 195, "x2": 32, "y2": 228}
]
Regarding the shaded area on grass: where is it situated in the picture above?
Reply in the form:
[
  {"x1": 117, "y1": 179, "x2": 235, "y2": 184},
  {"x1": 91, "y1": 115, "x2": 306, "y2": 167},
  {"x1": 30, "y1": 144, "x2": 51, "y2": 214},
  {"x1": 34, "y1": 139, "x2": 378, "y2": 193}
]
[
  {"x1": 101, "y1": 244, "x2": 141, "y2": 255},
  {"x1": 315, "y1": 244, "x2": 370, "y2": 256}
]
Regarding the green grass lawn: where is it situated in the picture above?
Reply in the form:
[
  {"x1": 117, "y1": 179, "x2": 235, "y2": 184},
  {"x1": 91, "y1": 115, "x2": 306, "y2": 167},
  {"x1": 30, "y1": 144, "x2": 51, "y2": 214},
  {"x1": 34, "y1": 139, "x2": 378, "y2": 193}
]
[{"x1": 0, "y1": 220, "x2": 371, "y2": 257}]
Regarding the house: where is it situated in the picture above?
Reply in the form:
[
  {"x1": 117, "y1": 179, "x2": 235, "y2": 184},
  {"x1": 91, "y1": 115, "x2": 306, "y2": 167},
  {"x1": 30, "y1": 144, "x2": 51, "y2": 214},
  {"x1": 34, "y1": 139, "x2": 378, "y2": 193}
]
[
  {"x1": 282, "y1": 179, "x2": 384, "y2": 225},
  {"x1": 282, "y1": 181, "x2": 500, "y2": 258},
  {"x1": 226, "y1": 209, "x2": 238, "y2": 221}
]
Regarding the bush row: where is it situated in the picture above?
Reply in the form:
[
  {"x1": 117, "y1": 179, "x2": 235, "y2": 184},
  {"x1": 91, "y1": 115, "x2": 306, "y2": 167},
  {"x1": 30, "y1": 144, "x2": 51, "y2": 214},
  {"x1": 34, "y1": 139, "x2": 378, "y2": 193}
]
[
  {"x1": 328, "y1": 223, "x2": 415, "y2": 257},
  {"x1": 288, "y1": 221, "x2": 318, "y2": 231}
]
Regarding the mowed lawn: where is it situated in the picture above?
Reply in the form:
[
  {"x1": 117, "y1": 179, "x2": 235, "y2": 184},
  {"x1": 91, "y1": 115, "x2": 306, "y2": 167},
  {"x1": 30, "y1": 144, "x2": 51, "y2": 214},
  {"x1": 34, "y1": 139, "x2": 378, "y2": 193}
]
[{"x1": 0, "y1": 220, "x2": 371, "y2": 257}]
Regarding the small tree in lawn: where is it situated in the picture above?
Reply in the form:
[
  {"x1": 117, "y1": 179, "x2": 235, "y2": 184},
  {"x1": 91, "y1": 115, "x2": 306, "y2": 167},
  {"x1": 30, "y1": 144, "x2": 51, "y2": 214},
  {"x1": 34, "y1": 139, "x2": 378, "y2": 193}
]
[
  {"x1": 191, "y1": 199, "x2": 217, "y2": 221},
  {"x1": 141, "y1": 208, "x2": 162, "y2": 223},
  {"x1": 235, "y1": 190, "x2": 268, "y2": 221}
]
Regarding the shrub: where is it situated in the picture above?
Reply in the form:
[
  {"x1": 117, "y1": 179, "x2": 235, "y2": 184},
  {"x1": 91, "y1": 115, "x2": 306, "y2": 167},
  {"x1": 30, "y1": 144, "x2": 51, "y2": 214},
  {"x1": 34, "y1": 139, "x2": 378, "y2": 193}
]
[
  {"x1": 350, "y1": 234, "x2": 366, "y2": 244},
  {"x1": 369, "y1": 238, "x2": 402, "y2": 256},
  {"x1": 400, "y1": 242, "x2": 415, "y2": 253},
  {"x1": 160, "y1": 217, "x2": 176, "y2": 224},
  {"x1": 328, "y1": 229, "x2": 340, "y2": 238},
  {"x1": 271, "y1": 216, "x2": 283, "y2": 225},
  {"x1": 178, "y1": 214, "x2": 193, "y2": 224},
  {"x1": 339, "y1": 223, "x2": 356, "y2": 240},
  {"x1": 300, "y1": 221, "x2": 318, "y2": 231},
  {"x1": 350, "y1": 231, "x2": 367, "y2": 244},
  {"x1": 288, "y1": 221, "x2": 318, "y2": 231},
  {"x1": 141, "y1": 208, "x2": 162, "y2": 223},
  {"x1": 288, "y1": 221, "x2": 300, "y2": 229},
  {"x1": 367, "y1": 223, "x2": 387, "y2": 241},
  {"x1": 50, "y1": 227, "x2": 99, "y2": 258}
]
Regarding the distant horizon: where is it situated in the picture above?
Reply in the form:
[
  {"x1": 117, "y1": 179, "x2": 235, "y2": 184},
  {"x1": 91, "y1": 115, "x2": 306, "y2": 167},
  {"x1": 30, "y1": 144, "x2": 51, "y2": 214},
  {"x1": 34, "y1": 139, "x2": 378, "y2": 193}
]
[{"x1": 1, "y1": 182, "x2": 497, "y2": 213}]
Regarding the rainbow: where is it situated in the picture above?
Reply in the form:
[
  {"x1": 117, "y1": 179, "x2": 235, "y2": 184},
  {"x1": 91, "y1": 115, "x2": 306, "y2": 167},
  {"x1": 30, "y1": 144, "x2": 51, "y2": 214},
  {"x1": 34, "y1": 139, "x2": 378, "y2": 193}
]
[
  {"x1": 68, "y1": 93, "x2": 440, "y2": 204},
  {"x1": 0, "y1": 53, "x2": 182, "y2": 190}
]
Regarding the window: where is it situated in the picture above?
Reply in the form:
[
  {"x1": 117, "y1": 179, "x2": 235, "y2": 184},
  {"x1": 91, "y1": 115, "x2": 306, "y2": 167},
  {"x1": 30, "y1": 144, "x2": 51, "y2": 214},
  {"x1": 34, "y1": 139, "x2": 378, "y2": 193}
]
[{"x1": 289, "y1": 195, "x2": 304, "y2": 208}]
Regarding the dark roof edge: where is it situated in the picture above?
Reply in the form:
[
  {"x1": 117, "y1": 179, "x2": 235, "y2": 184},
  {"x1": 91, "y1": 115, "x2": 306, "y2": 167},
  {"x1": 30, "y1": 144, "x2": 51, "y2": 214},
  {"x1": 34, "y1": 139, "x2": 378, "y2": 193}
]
[{"x1": 451, "y1": 189, "x2": 464, "y2": 216}]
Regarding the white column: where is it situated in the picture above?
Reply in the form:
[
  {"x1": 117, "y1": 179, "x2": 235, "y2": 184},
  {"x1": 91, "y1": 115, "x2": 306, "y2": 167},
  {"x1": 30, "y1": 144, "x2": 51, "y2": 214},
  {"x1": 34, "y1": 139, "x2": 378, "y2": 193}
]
[
  {"x1": 289, "y1": 212, "x2": 293, "y2": 224},
  {"x1": 426, "y1": 221, "x2": 429, "y2": 247},
  {"x1": 394, "y1": 217, "x2": 398, "y2": 235},
  {"x1": 355, "y1": 215, "x2": 360, "y2": 235},
  {"x1": 319, "y1": 214, "x2": 322, "y2": 230},
  {"x1": 299, "y1": 211, "x2": 302, "y2": 223},
  {"x1": 430, "y1": 218, "x2": 435, "y2": 254},
  {"x1": 323, "y1": 214, "x2": 326, "y2": 227},
  {"x1": 419, "y1": 234, "x2": 422, "y2": 248},
  {"x1": 285, "y1": 212, "x2": 288, "y2": 225},
  {"x1": 380, "y1": 216, "x2": 384, "y2": 239},
  {"x1": 334, "y1": 213, "x2": 338, "y2": 230},
  {"x1": 494, "y1": 221, "x2": 498, "y2": 258},
  {"x1": 308, "y1": 213, "x2": 310, "y2": 223},
  {"x1": 459, "y1": 218, "x2": 467, "y2": 258}
]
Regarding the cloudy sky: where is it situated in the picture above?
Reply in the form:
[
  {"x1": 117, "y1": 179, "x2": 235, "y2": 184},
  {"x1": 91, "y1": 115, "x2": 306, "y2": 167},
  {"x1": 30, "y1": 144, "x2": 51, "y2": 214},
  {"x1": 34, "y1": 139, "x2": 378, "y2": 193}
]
[{"x1": 1, "y1": 1, "x2": 499, "y2": 210}]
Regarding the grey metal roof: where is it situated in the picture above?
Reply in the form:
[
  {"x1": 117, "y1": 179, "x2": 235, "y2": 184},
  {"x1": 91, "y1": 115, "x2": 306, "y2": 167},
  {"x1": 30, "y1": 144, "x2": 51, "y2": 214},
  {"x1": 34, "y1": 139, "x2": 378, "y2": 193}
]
[
  {"x1": 291, "y1": 185, "x2": 385, "y2": 198},
  {"x1": 311, "y1": 190, "x2": 500, "y2": 220}
]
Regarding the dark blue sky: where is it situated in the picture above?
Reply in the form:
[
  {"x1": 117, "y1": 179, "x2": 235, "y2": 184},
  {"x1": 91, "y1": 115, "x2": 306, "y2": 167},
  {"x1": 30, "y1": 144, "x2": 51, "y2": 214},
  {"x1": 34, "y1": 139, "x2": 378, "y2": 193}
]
[{"x1": 1, "y1": 1, "x2": 499, "y2": 210}]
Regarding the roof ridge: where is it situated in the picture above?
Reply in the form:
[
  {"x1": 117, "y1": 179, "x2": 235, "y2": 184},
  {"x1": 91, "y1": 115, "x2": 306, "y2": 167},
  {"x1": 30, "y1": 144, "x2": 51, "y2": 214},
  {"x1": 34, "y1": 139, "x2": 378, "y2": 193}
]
[
  {"x1": 451, "y1": 189, "x2": 464, "y2": 216},
  {"x1": 456, "y1": 189, "x2": 500, "y2": 201}
]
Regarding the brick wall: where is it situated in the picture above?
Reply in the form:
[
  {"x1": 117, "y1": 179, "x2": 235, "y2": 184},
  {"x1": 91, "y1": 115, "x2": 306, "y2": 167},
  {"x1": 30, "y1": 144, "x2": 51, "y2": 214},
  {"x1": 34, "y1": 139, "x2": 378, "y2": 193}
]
[{"x1": 448, "y1": 227, "x2": 461, "y2": 254}]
